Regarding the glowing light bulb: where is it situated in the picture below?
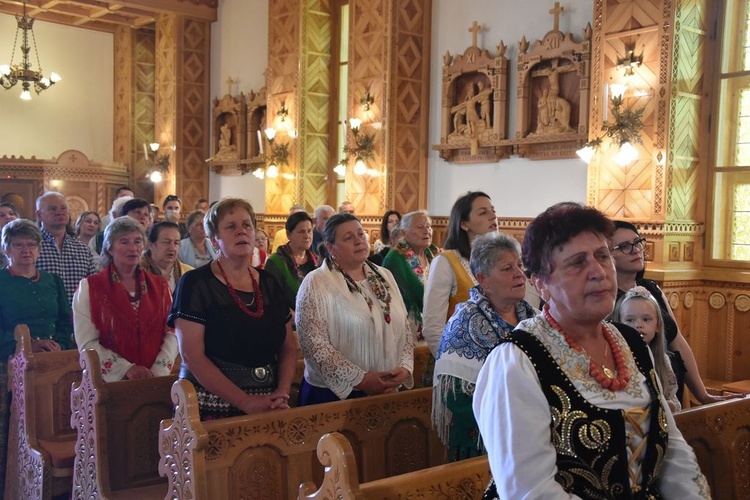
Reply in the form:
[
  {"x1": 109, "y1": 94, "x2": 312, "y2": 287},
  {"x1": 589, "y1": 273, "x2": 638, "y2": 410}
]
[
  {"x1": 150, "y1": 170, "x2": 163, "y2": 182},
  {"x1": 0, "y1": 65, "x2": 10, "y2": 76},
  {"x1": 50, "y1": 72, "x2": 61, "y2": 83},
  {"x1": 354, "y1": 159, "x2": 367, "y2": 175},
  {"x1": 150, "y1": 142, "x2": 160, "y2": 152},
  {"x1": 333, "y1": 164, "x2": 347, "y2": 177},
  {"x1": 252, "y1": 168, "x2": 265, "y2": 179},
  {"x1": 614, "y1": 142, "x2": 638, "y2": 167},
  {"x1": 609, "y1": 84, "x2": 627, "y2": 100},
  {"x1": 349, "y1": 117, "x2": 362, "y2": 130},
  {"x1": 20, "y1": 89, "x2": 31, "y2": 101},
  {"x1": 266, "y1": 164, "x2": 279, "y2": 178},
  {"x1": 264, "y1": 127, "x2": 277, "y2": 141},
  {"x1": 576, "y1": 145, "x2": 595, "y2": 164}
]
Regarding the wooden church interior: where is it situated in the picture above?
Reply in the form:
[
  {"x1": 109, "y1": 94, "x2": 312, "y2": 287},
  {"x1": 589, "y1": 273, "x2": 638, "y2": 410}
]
[{"x1": 1, "y1": 0, "x2": 750, "y2": 498}]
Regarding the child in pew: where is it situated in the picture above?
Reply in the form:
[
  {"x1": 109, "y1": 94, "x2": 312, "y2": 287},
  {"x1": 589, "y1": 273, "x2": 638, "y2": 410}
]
[{"x1": 612, "y1": 285, "x2": 682, "y2": 412}]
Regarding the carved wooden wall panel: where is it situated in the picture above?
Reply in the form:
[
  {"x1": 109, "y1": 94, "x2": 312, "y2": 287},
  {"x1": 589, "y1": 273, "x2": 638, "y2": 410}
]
[
  {"x1": 155, "y1": 13, "x2": 178, "y2": 204},
  {"x1": 133, "y1": 29, "x2": 156, "y2": 202},
  {"x1": 113, "y1": 26, "x2": 133, "y2": 186},
  {"x1": 298, "y1": 0, "x2": 333, "y2": 212},
  {"x1": 387, "y1": 0, "x2": 431, "y2": 214},
  {"x1": 347, "y1": 0, "x2": 388, "y2": 215},
  {"x1": 667, "y1": 0, "x2": 707, "y2": 223},
  {"x1": 177, "y1": 18, "x2": 211, "y2": 211},
  {"x1": 266, "y1": 0, "x2": 301, "y2": 214}
]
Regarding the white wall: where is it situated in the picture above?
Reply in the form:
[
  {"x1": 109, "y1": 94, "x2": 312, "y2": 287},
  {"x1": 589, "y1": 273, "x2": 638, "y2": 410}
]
[
  {"x1": 208, "y1": 0, "x2": 268, "y2": 212},
  {"x1": 0, "y1": 14, "x2": 113, "y2": 162},
  {"x1": 427, "y1": 0, "x2": 592, "y2": 217}
]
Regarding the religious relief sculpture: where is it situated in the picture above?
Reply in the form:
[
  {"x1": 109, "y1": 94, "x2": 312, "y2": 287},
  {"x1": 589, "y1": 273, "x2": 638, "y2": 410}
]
[
  {"x1": 513, "y1": 2, "x2": 591, "y2": 159},
  {"x1": 208, "y1": 78, "x2": 266, "y2": 176},
  {"x1": 433, "y1": 21, "x2": 511, "y2": 164}
]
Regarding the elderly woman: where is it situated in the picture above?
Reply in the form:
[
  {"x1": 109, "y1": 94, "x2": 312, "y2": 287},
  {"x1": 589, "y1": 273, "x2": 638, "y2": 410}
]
[
  {"x1": 0, "y1": 218, "x2": 73, "y2": 500},
  {"x1": 141, "y1": 221, "x2": 193, "y2": 293},
  {"x1": 474, "y1": 203, "x2": 708, "y2": 498},
  {"x1": 264, "y1": 211, "x2": 319, "y2": 311},
  {"x1": 179, "y1": 210, "x2": 217, "y2": 268},
  {"x1": 73, "y1": 217, "x2": 178, "y2": 382},
  {"x1": 423, "y1": 192, "x2": 498, "y2": 357},
  {"x1": 169, "y1": 198, "x2": 296, "y2": 420},
  {"x1": 433, "y1": 232, "x2": 534, "y2": 461},
  {"x1": 610, "y1": 221, "x2": 729, "y2": 406},
  {"x1": 296, "y1": 213, "x2": 414, "y2": 405},
  {"x1": 382, "y1": 210, "x2": 439, "y2": 344}
]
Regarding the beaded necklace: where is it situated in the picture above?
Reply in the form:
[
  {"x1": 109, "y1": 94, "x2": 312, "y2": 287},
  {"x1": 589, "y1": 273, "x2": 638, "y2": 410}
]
[
  {"x1": 215, "y1": 259, "x2": 264, "y2": 319},
  {"x1": 543, "y1": 305, "x2": 630, "y2": 391},
  {"x1": 331, "y1": 258, "x2": 392, "y2": 324}
]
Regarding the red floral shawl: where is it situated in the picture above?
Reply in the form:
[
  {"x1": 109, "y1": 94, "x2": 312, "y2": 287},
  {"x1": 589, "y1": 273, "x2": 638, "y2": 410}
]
[{"x1": 87, "y1": 265, "x2": 172, "y2": 368}]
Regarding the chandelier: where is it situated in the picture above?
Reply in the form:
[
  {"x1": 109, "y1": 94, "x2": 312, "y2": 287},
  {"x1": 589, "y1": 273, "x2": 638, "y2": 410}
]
[{"x1": 0, "y1": 1, "x2": 61, "y2": 100}]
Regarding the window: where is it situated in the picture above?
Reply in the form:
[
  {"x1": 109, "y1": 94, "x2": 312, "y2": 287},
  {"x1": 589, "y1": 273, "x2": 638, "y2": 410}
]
[{"x1": 709, "y1": 0, "x2": 750, "y2": 263}]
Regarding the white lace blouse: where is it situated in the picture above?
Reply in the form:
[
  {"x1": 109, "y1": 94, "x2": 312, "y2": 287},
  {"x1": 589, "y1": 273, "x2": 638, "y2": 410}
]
[{"x1": 295, "y1": 263, "x2": 414, "y2": 399}]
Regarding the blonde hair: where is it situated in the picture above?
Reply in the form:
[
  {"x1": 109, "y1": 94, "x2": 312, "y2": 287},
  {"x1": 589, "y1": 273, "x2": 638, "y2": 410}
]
[{"x1": 612, "y1": 286, "x2": 675, "y2": 404}]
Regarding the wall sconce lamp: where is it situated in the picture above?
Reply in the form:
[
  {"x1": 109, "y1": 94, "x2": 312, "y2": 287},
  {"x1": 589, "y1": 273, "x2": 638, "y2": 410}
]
[
  {"x1": 617, "y1": 49, "x2": 643, "y2": 77},
  {"x1": 341, "y1": 117, "x2": 376, "y2": 176},
  {"x1": 577, "y1": 84, "x2": 645, "y2": 166},
  {"x1": 277, "y1": 101, "x2": 289, "y2": 122},
  {"x1": 144, "y1": 142, "x2": 171, "y2": 182},
  {"x1": 262, "y1": 127, "x2": 290, "y2": 179},
  {"x1": 360, "y1": 91, "x2": 374, "y2": 111}
]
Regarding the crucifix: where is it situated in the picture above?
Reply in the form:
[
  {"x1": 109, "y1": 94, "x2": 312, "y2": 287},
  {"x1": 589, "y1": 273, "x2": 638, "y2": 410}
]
[
  {"x1": 549, "y1": 2, "x2": 564, "y2": 31},
  {"x1": 225, "y1": 76, "x2": 234, "y2": 96},
  {"x1": 468, "y1": 21, "x2": 481, "y2": 48}
]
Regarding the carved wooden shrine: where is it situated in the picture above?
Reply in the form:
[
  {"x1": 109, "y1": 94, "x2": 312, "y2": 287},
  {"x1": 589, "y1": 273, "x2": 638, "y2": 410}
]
[
  {"x1": 208, "y1": 78, "x2": 266, "y2": 176},
  {"x1": 513, "y1": 2, "x2": 591, "y2": 159},
  {"x1": 433, "y1": 21, "x2": 511, "y2": 163}
]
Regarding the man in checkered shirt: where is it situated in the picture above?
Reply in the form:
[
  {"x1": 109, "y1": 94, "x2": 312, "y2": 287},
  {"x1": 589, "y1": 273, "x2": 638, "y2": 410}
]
[{"x1": 35, "y1": 192, "x2": 98, "y2": 303}]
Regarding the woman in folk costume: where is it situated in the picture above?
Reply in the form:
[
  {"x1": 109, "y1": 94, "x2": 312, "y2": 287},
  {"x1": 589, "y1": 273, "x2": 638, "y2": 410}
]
[
  {"x1": 264, "y1": 211, "x2": 319, "y2": 311},
  {"x1": 474, "y1": 203, "x2": 709, "y2": 498},
  {"x1": 382, "y1": 210, "x2": 439, "y2": 345},
  {"x1": 73, "y1": 216, "x2": 178, "y2": 381},
  {"x1": 433, "y1": 232, "x2": 534, "y2": 461},
  {"x1": 422, "y1": 192, "x2": 498, "y2": 358},
  {"x1": 295, "y1": 213, "x2": 414, "y2": 405}
]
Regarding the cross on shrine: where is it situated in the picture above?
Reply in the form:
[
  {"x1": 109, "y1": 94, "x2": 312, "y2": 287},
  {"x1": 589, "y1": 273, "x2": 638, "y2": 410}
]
[
  {"x1": 468, "y1": 21, "x2": 481, "y2": 48},
  {"x1": 225, "y1": 76, "x2": 234, "y2": 95},
  {"x1": 549, "y1": 2, "x2": 564, "y2": 31}
]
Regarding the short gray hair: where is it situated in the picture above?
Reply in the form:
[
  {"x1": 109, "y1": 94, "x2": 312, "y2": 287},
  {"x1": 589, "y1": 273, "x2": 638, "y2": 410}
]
[
  {"x1": 400, "y1": 210, "x2": 430, "y2": 232},
  {"x1": 470, "y1": 232, "x2": 522, "y2": 277},
  {"x1": 101, "y1": 216, "x2": 145, "y2": 267},
  {"x1": 110, "y1": 195, "x2": 134, "y2": 219},
  {"x1": 35, "y1": 191, "x2": 64, "y2": 210},
  {"x1": 314, "y1": 205, "x2": 334, "y2": 218},
  {"x1": 1, "y1": 219, "x2": 42, "y2": 251}
]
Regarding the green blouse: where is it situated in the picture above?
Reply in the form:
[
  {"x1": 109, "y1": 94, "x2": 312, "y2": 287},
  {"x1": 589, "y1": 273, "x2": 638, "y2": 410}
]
[{"x1": 0, "y1": 269, "x2": 74, "y2": 359}]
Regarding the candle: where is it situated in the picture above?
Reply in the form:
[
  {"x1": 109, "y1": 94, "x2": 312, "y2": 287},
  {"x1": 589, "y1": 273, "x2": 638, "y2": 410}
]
[
  {"x1": 257, "y1": 130, "x2": 264, "y2": 155},
  {"x1": 143, "y1": 143, "x2": 149, "y2": 161}
]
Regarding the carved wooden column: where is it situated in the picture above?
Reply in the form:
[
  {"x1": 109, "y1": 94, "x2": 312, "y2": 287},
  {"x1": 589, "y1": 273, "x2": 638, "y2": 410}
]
[
  {"x1": 153, "y1": 13, "x2": 211, "y2": 210},
  {"x1": 587, "y1": 0, "x2": 708, "y2": 274},
  {"x1": 348, "y1": 0, "x2": 431, "y2": 215}
]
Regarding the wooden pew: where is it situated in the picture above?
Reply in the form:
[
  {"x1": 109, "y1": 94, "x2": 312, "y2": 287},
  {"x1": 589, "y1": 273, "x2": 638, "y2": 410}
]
[
  {"x1": 674, "y1": 396, "x2": 750, "y2": 498},
  {"x1": 4, "y1": 324, "x2": 81, "y2": 500},
  {"x1": 299, "y1": 432, "x2": 490, "y2": 499},
  {"x1": 159, "y1": 382, "x2": 444, "y2": 500},
  {"x1": 70, "y1": 349, "x2": 177, "y2": 499}
]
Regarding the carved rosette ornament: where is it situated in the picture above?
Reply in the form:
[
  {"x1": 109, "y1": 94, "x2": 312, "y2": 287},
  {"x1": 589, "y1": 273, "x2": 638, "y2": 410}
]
[
  {"x1": 669, "y1": 292, "x2": 680, "y2": 311},
  {"x1": 735, "y1": 294, "x2": 750, "y2": 312},
  {"x1": 684, "y1": 291, "x2": 694, "y2": 309},
  {"x1": 709, "y1": 292, "x2": 727, "y2": 310}
]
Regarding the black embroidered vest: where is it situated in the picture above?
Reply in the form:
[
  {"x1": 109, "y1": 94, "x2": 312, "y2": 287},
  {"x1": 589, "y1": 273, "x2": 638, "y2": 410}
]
[{"x1": 508, "y1": 322, "x2": 669, "y2": 499}]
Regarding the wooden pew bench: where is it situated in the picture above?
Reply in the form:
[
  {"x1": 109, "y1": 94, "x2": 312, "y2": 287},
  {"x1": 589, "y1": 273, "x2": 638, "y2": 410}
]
[
  {"x1": 159, "y1": 383, "x2": 445, "y2": 499},
  {"x1": 299, "y1": 432, "x2": 490, "y2": 499},
  {"x1": 674, "y1": 396, "x2": 750, "y2": 498},
  {"x1": 4, "y1": 324, "x2": 82, "y2": 500},
  {"x1": 70, "y1": 349, "x2": 177, "y2": 499}
]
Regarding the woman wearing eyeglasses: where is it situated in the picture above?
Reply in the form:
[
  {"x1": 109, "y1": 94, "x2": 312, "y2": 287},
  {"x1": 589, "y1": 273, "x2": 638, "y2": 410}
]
[{"x1": 611, "y1": 221, "x2": 730, "y2": 405}]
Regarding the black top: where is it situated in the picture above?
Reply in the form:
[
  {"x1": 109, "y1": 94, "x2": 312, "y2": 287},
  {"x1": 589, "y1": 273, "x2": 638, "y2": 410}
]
[{"x1": 168, "y1": 264, "x2": 291, "y2": 367}]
